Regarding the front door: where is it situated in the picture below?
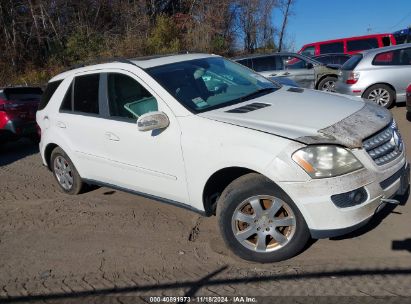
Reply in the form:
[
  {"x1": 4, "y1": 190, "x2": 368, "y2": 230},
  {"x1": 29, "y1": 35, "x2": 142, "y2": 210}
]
[{"x1": 98, "y1": 70, "x2": 189, "y2": 203}]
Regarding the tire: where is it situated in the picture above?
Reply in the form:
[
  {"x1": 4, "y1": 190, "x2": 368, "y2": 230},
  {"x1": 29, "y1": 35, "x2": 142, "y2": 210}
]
[
  {"x1": 50, "y1": 147, "x2": 84, "y2": 195},
  {"x1": 407, "y1": 111, "x2": 411, "y2": 122},
  {"x1": 217, "y1": 173, "x2": 310, "y2": 263},
  {"x1": 363, "y1": 84, "x2": 395, "y2": 108},
  {"x1": 318, "y1": 76, "x2": 337, "y2": 92}
]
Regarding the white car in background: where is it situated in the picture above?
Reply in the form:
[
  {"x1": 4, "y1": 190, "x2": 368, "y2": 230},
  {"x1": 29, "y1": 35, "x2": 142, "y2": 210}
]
[
  {"x1": 37, "y1": 54, "x2": 409, "y2": 263},
  {"x1": 336, "y1": 43, "x2": 411, "y2": 108}
]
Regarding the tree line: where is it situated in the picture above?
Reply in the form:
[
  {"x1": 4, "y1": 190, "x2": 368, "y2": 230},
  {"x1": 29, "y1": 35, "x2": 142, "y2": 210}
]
[{"x1": 0, "y1": 0, "x2": 295, "y2": 86}]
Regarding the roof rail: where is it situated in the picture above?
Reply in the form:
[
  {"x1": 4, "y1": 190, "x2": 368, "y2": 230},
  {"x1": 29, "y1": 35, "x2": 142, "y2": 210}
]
[{"x1": 64, "y1": 57, "x2": 137, "y2": 72}]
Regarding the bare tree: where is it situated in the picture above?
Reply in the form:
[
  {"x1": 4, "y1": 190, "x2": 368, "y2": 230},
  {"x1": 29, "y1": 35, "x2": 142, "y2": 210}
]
[{"x1": 278, "y1": 0, "x2": 295, "y2": 52}]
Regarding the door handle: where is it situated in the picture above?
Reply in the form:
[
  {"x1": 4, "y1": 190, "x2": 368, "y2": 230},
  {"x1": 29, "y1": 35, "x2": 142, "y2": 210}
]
[
  {"x1": 105, "y1": 132, "x2": 120, "y2": 141},
  {"x1": 269, "y1": 73, "x2": 277, "y2": 77},
  {"x1": 282, "y1": 72, "x2": 290, "y2": 76},
  {"x1": 56, "y1": 121, "x2": 66, "y2": 128}
]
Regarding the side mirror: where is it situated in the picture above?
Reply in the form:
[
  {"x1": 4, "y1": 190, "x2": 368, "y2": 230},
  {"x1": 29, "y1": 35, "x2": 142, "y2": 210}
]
[
  {"x1": 137, "y1": 111, "x2": 169, "y2": 132},
  {"x1": 306, "y1": 62, "x2": 314, "y2": 69}
]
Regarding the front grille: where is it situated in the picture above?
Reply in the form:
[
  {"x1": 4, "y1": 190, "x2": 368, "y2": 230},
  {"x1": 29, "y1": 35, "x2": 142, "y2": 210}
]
[{"x1": 363, "y1": 121, "x2": 403, "y2": 166}]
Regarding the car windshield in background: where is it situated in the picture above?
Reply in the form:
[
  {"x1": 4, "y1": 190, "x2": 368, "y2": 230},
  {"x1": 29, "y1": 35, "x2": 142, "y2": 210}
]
[
  {"x1": 147, "y1": 57, "x2": 280, "y2": 113},
  {"x1": 341, "y1": 54, "x2": 363, "y2": 70}
]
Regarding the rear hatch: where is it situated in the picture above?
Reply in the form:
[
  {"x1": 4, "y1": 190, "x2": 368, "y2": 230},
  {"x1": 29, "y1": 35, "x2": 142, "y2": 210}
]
[
  {"x1": 1, "y1": 87, "x2": 43, "y2": 121},
  {"x1": 339, "y1": 54, "x2": 363, "y2": 82}
]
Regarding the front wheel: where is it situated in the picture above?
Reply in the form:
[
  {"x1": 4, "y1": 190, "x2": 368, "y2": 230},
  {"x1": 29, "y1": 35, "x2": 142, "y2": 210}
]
[{"x1": 217, "y1": 173, "x2": 310, "y2": 263}]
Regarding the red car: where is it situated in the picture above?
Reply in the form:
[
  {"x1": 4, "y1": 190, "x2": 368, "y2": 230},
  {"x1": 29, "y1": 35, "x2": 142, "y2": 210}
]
[
  {"x1": 0, "y1": 87, "x2": 43, "y2": 143},
  {"x1": 298, "y1": 33, "x2": 396, "y2": 57}
]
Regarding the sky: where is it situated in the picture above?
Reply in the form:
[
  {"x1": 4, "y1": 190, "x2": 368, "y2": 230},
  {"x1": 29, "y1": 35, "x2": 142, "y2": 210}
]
[{"x1": 273, "y1": 0, "x2": 411, "y2": 51}]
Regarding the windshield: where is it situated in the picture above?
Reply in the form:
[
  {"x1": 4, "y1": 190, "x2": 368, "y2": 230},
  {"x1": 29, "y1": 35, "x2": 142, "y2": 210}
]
[
  {"x1": 341, "y1": 54, "x2": 363, "y2": 71},
  {"x1": 147, "y1": 57, "x2": 280, "y2": 113}
]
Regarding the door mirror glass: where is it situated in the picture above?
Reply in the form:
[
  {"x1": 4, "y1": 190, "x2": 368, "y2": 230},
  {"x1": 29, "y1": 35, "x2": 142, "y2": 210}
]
[{"x1": 137, "y1": 111, "x2": 169, "y2": 132}]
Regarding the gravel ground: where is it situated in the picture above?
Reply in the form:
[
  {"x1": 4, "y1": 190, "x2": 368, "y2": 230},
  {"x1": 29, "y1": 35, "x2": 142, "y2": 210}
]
[{"x1": 0, "y1": 106, "x2": 410, "y2": 303}]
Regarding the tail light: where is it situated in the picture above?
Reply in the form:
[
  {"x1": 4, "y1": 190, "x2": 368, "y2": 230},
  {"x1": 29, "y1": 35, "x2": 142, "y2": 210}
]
[
  {"x1": 346, "y1": 72, "x2": 360, "y2": 84},
  {"x1": 407, "y1": 84, "x2": 411, "y2": 96}
]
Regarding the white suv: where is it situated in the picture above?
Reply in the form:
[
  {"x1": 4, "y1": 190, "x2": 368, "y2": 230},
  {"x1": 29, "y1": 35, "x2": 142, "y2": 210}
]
[{"x1": 37, "y1": 54, "x2": 409, "y2": 263}]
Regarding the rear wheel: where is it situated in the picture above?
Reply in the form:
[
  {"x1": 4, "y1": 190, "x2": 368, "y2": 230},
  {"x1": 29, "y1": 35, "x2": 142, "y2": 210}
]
[
  {"x1": 363, "y1": 84, "x2": 395, "y2": 108},
  {"x1": 217, "y1": 173, "x2": 310, "y2": 263},
  {"x1": 318, "y1": 76, "x2": 337, "y2": 92},
  {"x1": 51, "y1": 147, "x2": 84, "y2": 195}
]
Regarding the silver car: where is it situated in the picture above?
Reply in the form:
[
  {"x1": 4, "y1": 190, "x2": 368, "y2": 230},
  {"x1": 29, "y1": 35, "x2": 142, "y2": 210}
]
[{"x1": 336, "y1": 43, "x2": 411, "y2": 108}]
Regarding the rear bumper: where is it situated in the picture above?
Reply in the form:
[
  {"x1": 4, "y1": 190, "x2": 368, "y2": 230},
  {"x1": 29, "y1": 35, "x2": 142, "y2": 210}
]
[
  {"x1": 335, "y1": 80, "x2": 364, "y2": 97},
  {"x1": 0, "y1": 119, "x2": 37, "y2": 139}
]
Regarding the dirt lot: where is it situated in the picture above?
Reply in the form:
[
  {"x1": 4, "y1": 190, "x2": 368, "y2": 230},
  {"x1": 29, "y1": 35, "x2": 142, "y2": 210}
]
[{"x1": 0, "y1": 106, "x2": 410, "y2": 303}]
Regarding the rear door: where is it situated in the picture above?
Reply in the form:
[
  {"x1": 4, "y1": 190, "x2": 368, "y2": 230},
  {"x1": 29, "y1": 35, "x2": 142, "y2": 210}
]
[{"x1": 372, "y1": 47, "x2": 411, "y2": 101}]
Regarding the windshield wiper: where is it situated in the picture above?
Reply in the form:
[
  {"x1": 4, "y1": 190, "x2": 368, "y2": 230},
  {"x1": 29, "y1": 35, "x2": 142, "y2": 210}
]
[{"x1": 239, "y1": 87, "x2": 276, "y2": 102}]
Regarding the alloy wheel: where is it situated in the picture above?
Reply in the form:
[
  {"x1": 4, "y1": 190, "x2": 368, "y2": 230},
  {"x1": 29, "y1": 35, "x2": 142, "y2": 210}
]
[
  {"x1": 231, "y1": 195, "x2": 296, "y2": 253},
  {"x1": 53, "y1": 155, "x2": 74, "y2": 190},
  {"x1": 368, "y1": 88, "x2": 390, "y2": 107}
]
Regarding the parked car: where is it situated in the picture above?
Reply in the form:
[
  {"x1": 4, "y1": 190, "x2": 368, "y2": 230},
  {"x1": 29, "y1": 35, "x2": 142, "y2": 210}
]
[
  {"x1": 234, "y1": 52, "x2": 339, "y2": 91},
  {"x1": 37, "y1": 54, "x2": 409, "y2": 263},
  {"x1": 336, "y1": 43, "x2": 411, "y2": 108},
  {"x1": 312, "y1": 53, "x2": 351, "y2": 67},
  {"x1": 0, "y1": 86, "x2": 43, "y2": 143},
  {"x1": 406, "y1": 84, "x2": 411, "y2": 120},
  {"x1": 394, "y1": 28, "x2": 410, "y2": 45},
  {"x1": 299, "y1": 33, "x2": 396, "y2": 57}
]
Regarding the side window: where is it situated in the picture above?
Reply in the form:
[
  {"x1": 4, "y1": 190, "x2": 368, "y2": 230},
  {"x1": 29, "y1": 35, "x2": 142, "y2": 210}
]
[
  {"x1": 301, "y1": 46, "x2": 315, "y2": 56},
  {"x1": 347, "y1": 38, "x2": 378, "y2": 52},
  {"x1": 107, "y1": 73, "x2": 158, "y2": 119},
  {"x1": 236, "y1": 59, "x2": 252, "y2": 69},
  {"x1": 372, "y1": 48, "x2": 411, "y2": 66},
  {"x1": 284, "y1": 56, "x2": 307, "y2": 69},
  {"x1": 320, "y1": 42, "x2": 344, "y2": 54},
  {"x1": 60, "y1": 83, "x2": 73, "y2": 111},
  {"x1": 73, "y1": 74, "x2": 100, "y2": 114},
  {"x1": 382, "y1": 36, "x2": 391, "y2": 47},
  {"x1": 39, "y1": 80, "x2": 62, "y2": 110},
  {"x1": 252, "y1": 56, "x2": 277, "y2": 72}
]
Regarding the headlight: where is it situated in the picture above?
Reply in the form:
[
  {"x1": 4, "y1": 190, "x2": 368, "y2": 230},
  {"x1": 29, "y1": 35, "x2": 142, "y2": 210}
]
[{"x1": 292, "y1": 146, "x2": 363, "y2": 179}]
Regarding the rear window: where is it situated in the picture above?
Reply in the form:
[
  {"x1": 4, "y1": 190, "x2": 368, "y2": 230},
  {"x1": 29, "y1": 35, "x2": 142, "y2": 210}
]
[
  {"x1": 4, "y1": 87, "x2": 43, "y2": 101},
  {"x1": 236, "y1": 59, "x2": 253, "y2": 69},
  {"x1": 320, "y1": 42, "x2": 344, "y2": 54},
  {"x1": 39, "y1": 81, "x2": 62, "y2": 110},
  {"x1": 347, "y1": 38, "x2": 378, "y2": 52},
  {"x1": 341, "y1": 54, "x2": 363, "y2": 70}
]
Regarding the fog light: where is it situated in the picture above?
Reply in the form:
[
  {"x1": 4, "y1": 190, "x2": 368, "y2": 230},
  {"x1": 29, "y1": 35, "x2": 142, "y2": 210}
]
[{"x1": 331, "y1": 187, "x2": 368, "y2": 208}]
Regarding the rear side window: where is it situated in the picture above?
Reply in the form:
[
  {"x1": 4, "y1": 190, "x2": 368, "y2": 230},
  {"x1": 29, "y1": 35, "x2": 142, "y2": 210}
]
[
  {"x1": 39, "y1": 81, "x2": 62, "y2": 110},
  {"x1": 347, "y1": 38, "x2": 378, "y2": 52},
  {"x1": 341, "y1": 54, "x2": 363, "y2": 70},
  {"x1": 252, "y1": 56, "x2": 277, "y2": 72},
  {"x1": 314, "y1": 56, "x2": 332, "y2": 64},
  {"x1": 372, "y1": 48, "x2": 411, "y2": 66},
  {"x1": 60, "y1": 83, "x2": 72, "y2": 111},
  {"x1": 320, "y1": 42, "x2": 344, "y2": 54},
  {"x1": 73, "y1": 74, "x2": 100, "y2": 114}
]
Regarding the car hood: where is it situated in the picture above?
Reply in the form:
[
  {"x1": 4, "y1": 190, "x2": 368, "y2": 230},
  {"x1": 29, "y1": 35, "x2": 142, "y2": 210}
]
[{"x1": 199, "y1": 87, "x2": 392, "y2": 148}]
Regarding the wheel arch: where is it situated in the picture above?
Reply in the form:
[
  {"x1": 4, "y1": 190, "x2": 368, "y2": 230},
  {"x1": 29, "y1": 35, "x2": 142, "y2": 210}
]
[
  {"x1": 44, "y1": 143, "x2": 59, "y2": 170},
  {"x1": 315, "y1": 74, "x2": 338, "y2": 89},
  {"x1": 361, "y1": 82, "x2": 397, "y2": 101},
  {"x1": 202, "y1": 166, "x2": 271, "y2": 216}
]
